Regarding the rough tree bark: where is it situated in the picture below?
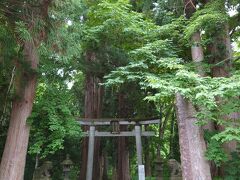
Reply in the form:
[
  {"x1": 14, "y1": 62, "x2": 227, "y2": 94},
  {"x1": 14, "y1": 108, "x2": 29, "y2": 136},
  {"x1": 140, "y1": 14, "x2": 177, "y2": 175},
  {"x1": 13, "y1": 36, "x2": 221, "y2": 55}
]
[
  {"x1": 0, "y1": 1, "x2": 51, "y2": 178},
  {"x1": 192, "y1": 29, "x2": 219, "y2": 177},
  {"x1": 116, "y1": 93, "x2": 130, "y2": 180},
  {"x1": 196, "y1": 0, "x2": 238, "y2": 176},
  {"x1": 174, "y1": 1, "x2": 212, "y2": 179},
  {"x1": 117, "y1": 134, "x2": 130, "y2": 180},
  {"x1": 191, "y1": 31, "x2": 214, "y2": 127},
  {"x1": 176, "y1": 94, "x2": 212, "y2": 180},
  {"x1": 0, "y1": 41, "x2": 38, "y2": 180},
  {"x1": 207, "y1": 24, "x2": 237, "y2": 159},
  {"x1": 80, "y1": 52, "x2": 104, "y2": 180}
]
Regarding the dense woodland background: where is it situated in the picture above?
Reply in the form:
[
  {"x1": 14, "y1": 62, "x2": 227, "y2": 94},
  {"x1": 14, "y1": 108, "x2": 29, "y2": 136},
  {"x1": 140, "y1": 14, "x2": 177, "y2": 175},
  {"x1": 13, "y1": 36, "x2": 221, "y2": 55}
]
[{"x1": 0, "y1": 0, "x2": 240, "y2": 179}]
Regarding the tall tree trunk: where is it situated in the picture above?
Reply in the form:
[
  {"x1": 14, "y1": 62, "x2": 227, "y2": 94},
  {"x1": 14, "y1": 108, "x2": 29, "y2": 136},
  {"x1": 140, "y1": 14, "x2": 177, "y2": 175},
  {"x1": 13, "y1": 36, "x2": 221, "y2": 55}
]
[
  {"x1": 191, "y1": 32, "x2": 215, "y2": 131},
  {"x1": 0, "y1": 41, "x2": 38, "y2": 180},
  {"x1": 207, "y1": 25, "x2": 238, "y2": 177},
  {"x1": 0, "y1": 1, "x2": 51, "y2": 178},
  {"x1": 192, "y1": 31, "x2": 220, "y2": 176},
  {"x1": 208, "y1": 25, "x2": 238, "y2": 154},
  {"x1": 174, "y1": 1, "x2": 212, "y2": 179},
  {"x1": 80, "y1": 52, "x2": 104, "y2": 180},
  {"x1": 80, "y1": 75, "x2": 103, "y2": 180},
  {"x1": 176, "y1": 94, "x2": 212, "y2": 180},
  {"x1": 116, "y1": 93, "x2": 130, "y2": 180},
  {"x1": 117, "y1": 134, "x2": 130, "y2": 180}
]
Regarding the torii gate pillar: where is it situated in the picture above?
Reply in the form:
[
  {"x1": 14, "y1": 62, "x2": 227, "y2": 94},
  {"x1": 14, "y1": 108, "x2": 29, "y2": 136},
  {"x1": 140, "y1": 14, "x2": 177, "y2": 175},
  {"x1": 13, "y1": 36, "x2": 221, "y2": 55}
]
[
  {"x1": 135, "y1": 125, "x2": 145, "y2": 180},
  {"x1": 86, "y1": 126, "x2": 95, "y2": 180}
]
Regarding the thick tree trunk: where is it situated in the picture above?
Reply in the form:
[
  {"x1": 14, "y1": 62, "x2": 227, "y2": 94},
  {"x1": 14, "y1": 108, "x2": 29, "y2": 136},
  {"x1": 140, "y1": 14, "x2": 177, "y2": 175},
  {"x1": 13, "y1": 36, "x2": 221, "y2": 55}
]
[
  {"x1": 207, "y1": 25, "x2": 237, "y2": 177},
  {"x1": 174, "y1": 1, "x2": 212, "y2": 179},
  {"x1": 191, "y1": 32, "x2": 205, "y2": 75},
  {"x1": 176, "y1": 94, "x2": 212, "y2": 180},
  {"x1": 208, "y1": 25, "x2": 237, "y2": 156},
  {"x1": 192, "y1": 31, "x2": 218, "y2": 176},
  {"x1": 176, "y1": 33, "x2": 212, "y2": 180},
  {"x1": 192, "y1": 31, "x2": 216, "y2": 132},
  {"x1": 0, "y1": 1, "x2": 50, "y2": 178},
  {"x1": 80, "y1": 51, "x2": 104, "y2": 180},
  {"x1": 80, "y1": 75, "x2": 103, "y2": 180},
  {"x1": 117, "y1": 134, "x2": 130, "y2": 180},
  {"x1": 0, "y1": 41, "x2": 38, "y2": 180},
  {"x1": 116, "y1": 93, "x2": 130, "y2": 180}
]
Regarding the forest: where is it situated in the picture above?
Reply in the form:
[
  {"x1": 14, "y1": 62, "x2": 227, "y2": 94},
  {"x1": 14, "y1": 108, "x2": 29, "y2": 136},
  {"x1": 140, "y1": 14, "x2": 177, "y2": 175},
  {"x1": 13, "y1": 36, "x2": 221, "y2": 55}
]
[{"x1": 0, "y1": 0, "x2": 240, "y2": 180}]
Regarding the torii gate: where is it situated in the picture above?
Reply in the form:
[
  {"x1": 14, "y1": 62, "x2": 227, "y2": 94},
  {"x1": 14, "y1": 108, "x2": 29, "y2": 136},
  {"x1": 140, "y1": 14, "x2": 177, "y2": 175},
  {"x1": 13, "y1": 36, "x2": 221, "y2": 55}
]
[{"x1": 78, "y1": 118, "x2": 160, "y2": 180}]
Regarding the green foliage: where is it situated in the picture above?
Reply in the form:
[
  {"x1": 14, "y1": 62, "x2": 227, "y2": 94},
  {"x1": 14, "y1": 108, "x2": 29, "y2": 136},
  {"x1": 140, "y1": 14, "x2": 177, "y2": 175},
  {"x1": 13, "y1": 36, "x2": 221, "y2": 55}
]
[
  {"x1": 0, "y1": 19, "x2": 18, "y2": 152},
  {"x1": 15, "y1": 21, "x2": 32, "y2": 42},
  {"x1": 225, "y1": 151, "x2": 240, "y2": 179},
  {"x1": 81, "y1": 0, "x2": 157, "y2": 50},
  {"x1": 105, "y1": 45, "x2": 240, "y2": 115},
  {"x1": 0, "y1": 24, "x2": 17, "y2": 58},
  {"x1": 204, "y1": 131, "x2": 228, "y2": 166},
  {"x1": 184, "y1": 0, "x2": 229, "y2": 40},
  {"x1": 213, "y1": 128, "x2": 240, "y2": 143},
  {"x1": 103, "y1": 1, "x2": 240, "y2": 171},
  {"x1": 0, "y1": 0, "x2": 239, "y2": 179},
  {"x1": 28, "y1": 83, "x2": 82, "y2": 158},
  {"x1": 153, "y1": 0, "x2": 184, "y2": 24},
  {"x1": 104, "y1": 39, "x2": 180, "y2": 89}
]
